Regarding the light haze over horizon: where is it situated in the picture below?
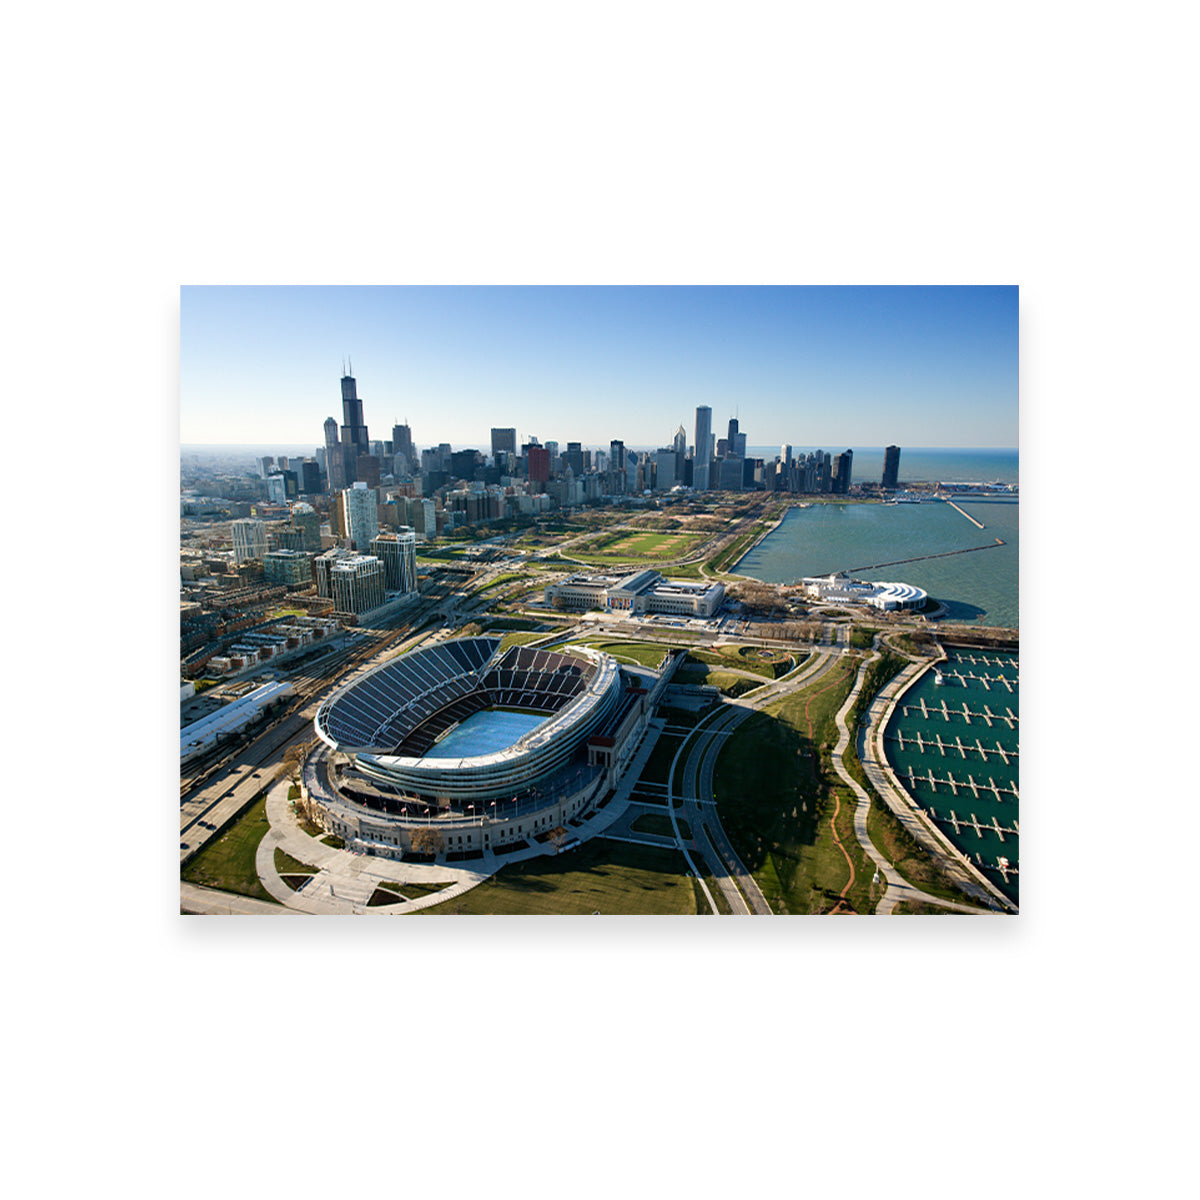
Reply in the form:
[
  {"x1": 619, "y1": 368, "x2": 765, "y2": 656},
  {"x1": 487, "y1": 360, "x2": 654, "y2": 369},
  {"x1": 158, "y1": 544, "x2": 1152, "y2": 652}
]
[{"x1": 181, "y1": 285, "x2": 1018, "y2": 451}]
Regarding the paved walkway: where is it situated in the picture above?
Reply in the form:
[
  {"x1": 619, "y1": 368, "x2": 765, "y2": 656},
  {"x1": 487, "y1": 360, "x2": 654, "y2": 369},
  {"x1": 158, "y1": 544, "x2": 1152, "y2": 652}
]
[{"x1": 829, "y1": 643, "x2": 988, "y2": 915}]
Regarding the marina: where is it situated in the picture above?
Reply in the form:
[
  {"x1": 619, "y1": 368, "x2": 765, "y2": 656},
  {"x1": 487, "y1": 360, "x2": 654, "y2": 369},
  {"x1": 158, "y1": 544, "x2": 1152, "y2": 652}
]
[{"x1": 884, "y1": 645, "x2": 1019, "y2": 904}]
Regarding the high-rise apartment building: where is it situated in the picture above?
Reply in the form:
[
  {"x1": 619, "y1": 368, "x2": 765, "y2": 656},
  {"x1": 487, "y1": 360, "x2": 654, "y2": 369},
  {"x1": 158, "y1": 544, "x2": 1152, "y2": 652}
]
[
  {"x1": 290, "y1": 502, "x2": 322, "y2": 552},
  {"x1": 231, "y1": 518, "x2": 267, "y2": 563},
  {"x1": 330, "y1": 555, "x2": 386, "y2": 616},
  {"x1": 882, "y1": 445, "x2": 901, "y2": 490},
  {"x1": 370, "y1": 530, "x2": 418, "y2": 595},
  {"x1": 693, "y1": 406, "x2": 712, "y2": 490},
  {"x1": 263, "y1": 549, "x2": 313, "y2": 588},
  {"x1": 342, "y1": 482, "x2": 379, "y2": 551},
  {"x1": 832, "y1": 449, "x2": 854, "y2": 494}
]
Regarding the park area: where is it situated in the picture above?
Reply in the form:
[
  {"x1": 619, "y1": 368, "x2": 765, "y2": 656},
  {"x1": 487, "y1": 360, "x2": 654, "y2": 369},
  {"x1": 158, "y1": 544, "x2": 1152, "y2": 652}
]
[{"x1": 416, "y1": 837, "x2": 704, "y2": 915}]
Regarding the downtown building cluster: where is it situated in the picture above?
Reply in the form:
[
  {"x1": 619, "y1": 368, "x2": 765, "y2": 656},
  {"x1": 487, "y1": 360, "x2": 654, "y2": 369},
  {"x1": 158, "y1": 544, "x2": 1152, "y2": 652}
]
[{"x1": 181, "y1": 369, "x2": 907, "y2": 671}]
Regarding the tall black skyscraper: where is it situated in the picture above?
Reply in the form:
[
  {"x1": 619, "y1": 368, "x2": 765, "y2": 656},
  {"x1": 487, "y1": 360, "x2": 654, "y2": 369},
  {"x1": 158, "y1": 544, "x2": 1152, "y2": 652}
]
[
  {"x1": 339, "y1": 364, "x2": 370, "y2": 482},
  {"x1": 392, "y1": 422, "x2": 414, "y2": 470},
  {"x1": 832, "y1": 449, "x2": 854, "y2": 494},
  {"x1": 882, "y1": 445, "x2": 901, "y2": 490}
]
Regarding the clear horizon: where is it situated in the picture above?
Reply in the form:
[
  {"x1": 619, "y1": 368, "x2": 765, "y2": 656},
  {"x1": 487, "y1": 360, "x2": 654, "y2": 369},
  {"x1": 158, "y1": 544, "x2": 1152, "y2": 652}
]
[{"x1": 181, "y1": 286, "x2": 1017, "y2": 452}]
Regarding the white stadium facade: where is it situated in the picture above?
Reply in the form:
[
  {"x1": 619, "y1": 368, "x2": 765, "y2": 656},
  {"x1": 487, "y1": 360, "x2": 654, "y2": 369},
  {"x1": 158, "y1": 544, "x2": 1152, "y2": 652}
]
[{"x1": 305, "y1": 636, "x2": 655, "y2": 859}]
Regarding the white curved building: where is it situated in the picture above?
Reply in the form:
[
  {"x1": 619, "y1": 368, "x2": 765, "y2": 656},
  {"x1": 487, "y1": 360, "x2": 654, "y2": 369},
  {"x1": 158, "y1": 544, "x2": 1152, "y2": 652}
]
[{"x1": 801, "y1": 573, "x2": 927, "y2": 611}]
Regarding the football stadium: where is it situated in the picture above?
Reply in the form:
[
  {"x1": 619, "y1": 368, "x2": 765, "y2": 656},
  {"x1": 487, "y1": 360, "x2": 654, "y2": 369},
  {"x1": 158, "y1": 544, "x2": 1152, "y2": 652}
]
[{"x1": 306, "y1": 636, "x2": 653, "y2": 858}]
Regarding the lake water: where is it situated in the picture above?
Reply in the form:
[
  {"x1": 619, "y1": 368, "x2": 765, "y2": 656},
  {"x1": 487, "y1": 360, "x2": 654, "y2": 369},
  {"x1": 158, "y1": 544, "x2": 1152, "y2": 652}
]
[{"x1": 737, "y1": 449, "x2": 1019, "y2": 628}]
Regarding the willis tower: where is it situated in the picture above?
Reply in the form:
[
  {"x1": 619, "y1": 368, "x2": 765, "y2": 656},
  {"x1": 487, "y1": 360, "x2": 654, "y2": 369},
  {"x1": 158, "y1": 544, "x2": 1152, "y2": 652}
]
[{"x1": 339, "y1": 361, "x2": 370, "y2": 484}]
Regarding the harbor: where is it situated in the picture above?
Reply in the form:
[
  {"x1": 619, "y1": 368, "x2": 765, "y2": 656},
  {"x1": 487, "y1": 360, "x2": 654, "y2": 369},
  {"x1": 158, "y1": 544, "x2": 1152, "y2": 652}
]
[{"x1": 883, "y1": 645, "x2": 1019, "y2": 904}]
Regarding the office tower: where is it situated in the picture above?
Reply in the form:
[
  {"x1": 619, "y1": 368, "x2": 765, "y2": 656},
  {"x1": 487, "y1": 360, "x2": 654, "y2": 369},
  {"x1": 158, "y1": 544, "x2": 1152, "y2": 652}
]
[
  {"x1": 450, "y1": 449, "x2": 480, "y2": 480},
  {"x1": 673, "y1": 424, "x2": 687, "y2": 472},
  {"x1": 356, "y1": 454, "x2": 381, "y2": 488},
  {"x1": 298, "y1": 459, "x2": 321, "y2": 495},
  {"x1": 291, "y1": 502, "x2": 321, "y2": 552},
  {"x1": 832, "y1": 449, "x2": 854, "y2": 494},
  {"x1": 342, "y1": 482, "x2": 379, "y2": 551},
  {"x1": 718, "y1": 457, "x2": 743, "y2": 490},
  {"x1": 735, "y1": 432, "x2": 746, "y2": 458},
  {"x1": 727, "y1": 417, "x2": 739, "y2": 451},
  {"x1": 266, "y1": 474, "x2": 287, "y2": 504},
  {"x1": 693, "y1": 406, "x2": 712, "y2": 490},
  {"x1": 370, "y1": 530, "x2": 418, "y2": 594},
  {"x1": 527, "y1": 444, "x2": 550, "y2": 484},
  {"x1": 276, "y1": 456, "x2": 289, "y2": 472},
  {"x1": 491, "y1": 428, "x2": 517, "y2": 459},
  {"x1": 609, "y1": 440, "x2": 626, "y2": 473},
  {"x1": 259, "y1": 456, "x2": 275, "y2": 478},
  {"x1": 315, "y1": 446, "x2": 327, "y2": 473},
  {"x1": 392, "y1": 423, "x2": 414, "y2": 466},
  {"x1": 716, "y1": 438, "x2": 729, "y2": 459},
  {"x1": 231, "y1": 518, "x2": 267, "y2": 563},
  {"x1": 882, "y1": 445, "x2": 901, "y2": 489},
  {"x1": 324, "y1": 417, "x2": 345, "y2": 492},
  {"x1": 339, "y1": 366, "x2": 370, "y2": 485},
  {"x1": 544, "y1": 441, "x2": 559, "y2": 474},
  {"x1": 781, "y1": 444, "x2": 793, "y2": 467},
  {"x1": 655, "y1": 447, "x2": 677, "y2": 490}
]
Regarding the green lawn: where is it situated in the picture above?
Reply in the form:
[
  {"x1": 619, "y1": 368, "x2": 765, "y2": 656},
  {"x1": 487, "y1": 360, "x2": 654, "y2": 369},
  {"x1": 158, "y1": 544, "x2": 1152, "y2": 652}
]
[
  {"x1": 416, "y1": 837, "x2": 701, "y2": 915},
  {"x1": 181, "y1": 796, "x2": 278, "y2": 904},
  {"x1": 274, "y1": 846, "x2": 318, "y2": 876},
  {"x1": 573, "y1": 639, "x2": 676, "y2": 668},
  {"x1": 712, "y1": 658, "x2": 881, "y2": 913}
]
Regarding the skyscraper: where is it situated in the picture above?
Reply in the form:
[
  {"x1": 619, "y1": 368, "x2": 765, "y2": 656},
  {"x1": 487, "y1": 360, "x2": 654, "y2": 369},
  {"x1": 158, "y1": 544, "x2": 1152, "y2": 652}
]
[
  {"x1": 339, "y1": 365, "x2": 370, "y2": 485},
  {"x1": 491, "y1": 428, "x2": 517, "y2": 458},
  {"x1": 693, "y1": 406, "x2": 712, "y2": 490},
  {"x1": 882, "y1": 445, "x2": 901, "y2": 490},
  {"x1": 832, "y1": 449, "x2": 854, "y2": 494},
  {"x1": 392, "y1": 422, "x2": 414, "y2": 468},
  {"x1": 342, "y1": 482, "x2": 379, "y2": 551},
  {"x1": 324, "y1": 417, "x2": 345, "y2": 492},
  {"x1": 231, "y1": 518, "x2": 267, "y2": 563}
]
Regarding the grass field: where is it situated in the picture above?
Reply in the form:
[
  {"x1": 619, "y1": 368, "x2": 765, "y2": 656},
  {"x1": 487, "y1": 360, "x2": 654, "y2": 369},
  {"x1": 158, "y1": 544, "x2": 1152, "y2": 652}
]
[
  {"x1": 712, "y1": 657, "x2": 882, "y2": 914},
  {"x1": 181, "y1": 796, "x2": 278, "y2": 904},
  {"x1": 570, "y1": 530, "x2": 703, "y2": 564},
  {"x1": 416, "y1": 836, "x2": 701, "y2": 915},
  {"x1": 573, "y1": 639, "x2": 677, "y2": 668},
  {"x1": 673, "y1": 662, "x2": 760, "y2": 697}
]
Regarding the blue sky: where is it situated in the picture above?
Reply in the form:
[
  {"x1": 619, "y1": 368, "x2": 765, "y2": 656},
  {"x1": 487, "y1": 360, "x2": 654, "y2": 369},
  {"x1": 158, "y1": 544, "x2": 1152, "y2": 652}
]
[{"x1": 180, "y1": 285, "x2": 1017, "y2": 451}]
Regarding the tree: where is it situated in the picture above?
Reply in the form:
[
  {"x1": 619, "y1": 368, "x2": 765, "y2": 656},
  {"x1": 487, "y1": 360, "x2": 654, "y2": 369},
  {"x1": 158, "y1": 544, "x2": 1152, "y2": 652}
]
[{"x1": 409, "y1": 827, "x2": 445, "y2": 857}]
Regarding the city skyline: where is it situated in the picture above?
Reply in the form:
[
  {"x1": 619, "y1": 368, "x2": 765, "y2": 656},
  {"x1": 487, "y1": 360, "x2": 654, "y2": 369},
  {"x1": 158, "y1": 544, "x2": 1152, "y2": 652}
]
[{"x1": 180, "y1": 286, "x2": 1018, "y2": 450}]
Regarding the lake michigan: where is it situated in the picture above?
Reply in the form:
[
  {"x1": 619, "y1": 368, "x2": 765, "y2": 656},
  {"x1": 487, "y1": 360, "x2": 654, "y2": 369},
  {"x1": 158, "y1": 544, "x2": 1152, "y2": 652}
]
[{"x1": 736, "y1": 448, "x2": 1019, "y2": 628}]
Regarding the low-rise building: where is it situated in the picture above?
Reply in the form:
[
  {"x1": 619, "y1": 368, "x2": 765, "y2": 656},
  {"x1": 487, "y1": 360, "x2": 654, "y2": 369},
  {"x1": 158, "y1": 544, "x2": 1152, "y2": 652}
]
[{"x1": 544, "y1": 569, "x2": 725, "y2": 618}]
